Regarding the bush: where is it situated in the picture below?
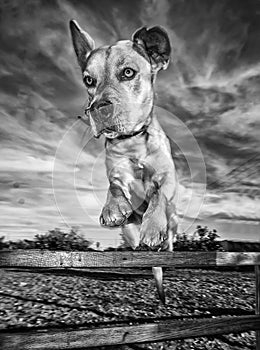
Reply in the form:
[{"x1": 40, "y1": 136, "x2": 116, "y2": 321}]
[
  {"x1": 0, "y1": 228, "x2": 93, "y2": 251},
  {"x1": 174, "y1": 226, "x2": 223, "y2": 251},
  {"x1": 0, "y1": 226, "x2": 223, "y2": 252},
  {"x1": 0, "y1": 236, "x2": 7, "y2": 250}
]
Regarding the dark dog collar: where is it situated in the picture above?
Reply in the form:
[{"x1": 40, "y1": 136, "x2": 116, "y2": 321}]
[
  {"x1": 115, "y1": 124, "x2": 148, "y2": 140},
  {"x1": 105, "y1": 124, "x2": 149, "y2": 145}
]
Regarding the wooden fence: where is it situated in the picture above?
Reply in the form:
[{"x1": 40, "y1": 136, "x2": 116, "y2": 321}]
[{"x1": 0, "y1": 250, "x2": 259, "y2": 349}]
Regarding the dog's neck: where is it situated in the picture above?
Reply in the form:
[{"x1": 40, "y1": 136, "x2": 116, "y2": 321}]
[
  {"x1": 105, "y1": 110, "x2": 153, "y2": 145},
  {"x1": 110, "y1": 124, "x2": 148, "y2": 141}
]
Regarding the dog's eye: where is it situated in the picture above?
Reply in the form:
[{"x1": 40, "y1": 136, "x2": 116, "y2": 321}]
[
  {"x1": 83, "y1": 75, "x2": 95, "y2": 87},
  {"x1": 122, "y1": 68, "x2": 136, "y2": 80}
]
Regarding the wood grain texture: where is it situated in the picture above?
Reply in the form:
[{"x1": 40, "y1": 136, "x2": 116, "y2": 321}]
[
  {"x1": 0, "y1": 316, "x2": 260, "y2": 349},
  {"x1": 0, "y1": 250, "x2": 259, "y2": 268},
  {"x1": 256, "y1": 266, "x2": 260, "y2": 350},
  {"x1": 216, "y1": 252, "x2": 260, "y2": 266}
]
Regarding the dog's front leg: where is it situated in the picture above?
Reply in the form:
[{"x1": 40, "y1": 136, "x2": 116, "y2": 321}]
[
  {"x1": 99, "y1": 183, "x2": 133, "y2": 227},
  {"x1": 140, "y1": 173, "x2": 177, "y2": 247}
]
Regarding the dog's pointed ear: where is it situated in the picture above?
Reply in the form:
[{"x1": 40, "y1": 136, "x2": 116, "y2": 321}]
[
  {"x1": 132, "y1": 26, "x2": 171, "y2": 72},
  {"x1": 69, "y1": 20, "x2": 95, "y2": 70}
]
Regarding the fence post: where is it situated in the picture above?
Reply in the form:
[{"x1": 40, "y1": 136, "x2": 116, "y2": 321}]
[{"x1": 256, "y1": 265, "x2": 260, "y2": 350}]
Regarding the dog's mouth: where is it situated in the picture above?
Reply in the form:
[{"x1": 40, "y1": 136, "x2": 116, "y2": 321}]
[
  {"x1": 79, "y1": 113, "x2": 124, "y2": 139},
  {"x1": 82, "y1": 105, "x2": 128, "y2": 139},
  {"x1": 93, "y1": 122, "x2": 124, "y2": 139},
  {"x1": 81, "y1": 103, "x2": 149, "y2": 140},
  {"x1": 102, "y1": 128, "x2": 120, "y2": 139}
]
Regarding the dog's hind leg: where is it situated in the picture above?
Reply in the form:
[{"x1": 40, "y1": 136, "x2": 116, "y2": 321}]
[
  {"x1": 122, "y1": 221, "x2": 166, "y2": 304},
  {"x1": 152, "y1": 210, "x2": 178, "y2": 304},
  {"x1": 152, "y1": 266, "x2": 165, "y2": 304},
  {"x1": 121, "y1": 223, "x2": 140, "y2": 249},
  {"x1": 120, "y1": 210, "x2": 142, "y2": 249},
  {"x1": 140, "y1": 192, "x2": 178, "y2": 304},
  {"x1": 138, "y1": 189, "x2": 168, "y2": 304}
]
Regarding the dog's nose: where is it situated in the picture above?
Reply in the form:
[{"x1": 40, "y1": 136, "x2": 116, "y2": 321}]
[{"x1": 90, "y1": 99, "x2": 112, "y2": 111}]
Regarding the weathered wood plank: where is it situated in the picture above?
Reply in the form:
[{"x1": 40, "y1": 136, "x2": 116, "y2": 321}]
[
  {"x1": 0, "y1": 250, "x2": 214, "y2": 268},
  {"x1": 0, "y1": 316, "x2": 260, "y2": 349},
  {"x1": 0, "y1": 250, "x2": 259, "y2": 268},
  {"x1": 217, "y1": 252, "x2": 260, "y2": 266},
  {"x1": 256, "y1": 265, "x2": 260, "y2": 350}
]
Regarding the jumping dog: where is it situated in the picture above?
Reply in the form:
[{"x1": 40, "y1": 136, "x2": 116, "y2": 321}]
[{"x1": 70, "y1": 20, "x2": 178, "y2": 303}]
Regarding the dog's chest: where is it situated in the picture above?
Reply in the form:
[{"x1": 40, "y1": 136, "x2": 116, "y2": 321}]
[
  {"x1": 118, "y1": 135, "x2": 153, "y2": 176},
  {"x1": 105, "y1": 128, "x2": 174, "y2": 205}
]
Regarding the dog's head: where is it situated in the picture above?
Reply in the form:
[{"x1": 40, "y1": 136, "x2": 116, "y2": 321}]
[{"x1": 70, "y1": 20, "x2": 171, "y2": 139}]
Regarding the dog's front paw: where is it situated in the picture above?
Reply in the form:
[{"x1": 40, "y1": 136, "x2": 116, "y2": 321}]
[
  {"x1": 140, "y1": 210, "x2": 168, "y2": 247},
  {"x1": 140, "y1": 191, "x2": 168, "y2": 247},
  {"x1": 99, "y1": 197, "x2": 132, "y2": 227}
]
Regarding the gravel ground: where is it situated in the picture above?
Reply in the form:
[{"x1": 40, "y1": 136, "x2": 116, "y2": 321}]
[{"x1": 0, "y1": 268, "x2": 256, "y2": 349}]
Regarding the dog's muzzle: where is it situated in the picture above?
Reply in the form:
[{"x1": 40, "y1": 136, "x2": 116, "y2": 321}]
[{"x1": 83, "y1": 103, "x2": 125, "y2": 138}]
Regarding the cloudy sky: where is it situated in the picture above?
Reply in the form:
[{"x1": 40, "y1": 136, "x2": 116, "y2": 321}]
[{"x1": 0, "y1": 0, "x2": 259, "y2": 246}]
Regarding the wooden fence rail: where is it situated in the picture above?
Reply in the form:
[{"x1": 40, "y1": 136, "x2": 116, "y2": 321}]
[
  {"x1": 1, "y1": 316, "x2": 260, "y2": 350},
  {"x1": 0, "y1": 250, "x2": 260, "y2": 268},
  {"x1": 0, "y1": 250, "x2": 259, "y2": 349}
]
